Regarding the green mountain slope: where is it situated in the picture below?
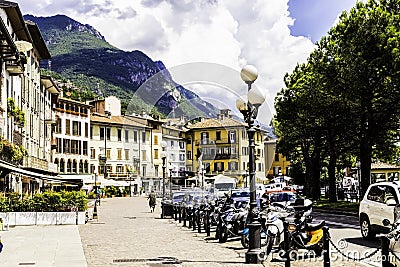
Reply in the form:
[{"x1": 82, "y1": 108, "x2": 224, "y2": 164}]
[{"x1": 24, "y1": 14, "x2": 218, "y2": 118}]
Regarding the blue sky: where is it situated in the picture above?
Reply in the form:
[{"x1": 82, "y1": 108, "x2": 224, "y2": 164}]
[{"x1": 289, "y1": 0, "x2": 358, "y2": 42}]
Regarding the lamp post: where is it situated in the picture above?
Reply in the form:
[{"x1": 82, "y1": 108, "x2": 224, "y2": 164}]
[
  {"x1": 236, "y1": 64, "x2": 265, "y2": 264},
  {"x1": 161, "y1": 141, "x2": 167, "y2": 200},
  {"x1": 169, "y1": 164, "x2": 173, "y2": 198},
  {"x1": 93, "y1": 170, "x2": 98, "y2": 219}
]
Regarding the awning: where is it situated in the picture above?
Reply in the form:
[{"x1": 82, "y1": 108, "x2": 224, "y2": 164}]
[{"x1": 0, "y1": 160, "x2": 56, "y2": 180}]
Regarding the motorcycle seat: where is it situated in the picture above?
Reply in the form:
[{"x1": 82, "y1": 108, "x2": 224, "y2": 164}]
[{"x1": 306, "y1": 220, "x2": 325, "y2": 231}]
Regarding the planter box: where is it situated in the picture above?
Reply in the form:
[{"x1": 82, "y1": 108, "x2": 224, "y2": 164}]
[{"x1": 1, "y1": 211, "x2": 86, "y2": 226}]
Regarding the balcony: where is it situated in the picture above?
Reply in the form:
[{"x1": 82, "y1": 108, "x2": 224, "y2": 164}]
[
  {"x1": 24, "y1": 156, "x2": 48, "y2": 171},
  {"x1": 203, "y1": 153, "x2": 238, "y2": 160}
]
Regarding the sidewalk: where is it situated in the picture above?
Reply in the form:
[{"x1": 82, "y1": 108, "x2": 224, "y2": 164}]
[{"x1": 0, "y1": 197, "x2": 373, "y2": 266}]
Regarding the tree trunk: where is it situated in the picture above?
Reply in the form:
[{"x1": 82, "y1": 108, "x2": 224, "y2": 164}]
[{"x1": 328, "y1": 154, "x2": 337, "y2": 202}]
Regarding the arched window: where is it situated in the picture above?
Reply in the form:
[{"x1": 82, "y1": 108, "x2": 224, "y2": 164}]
[
  {"x1": 67, "y1": 159, "x2": 72, "y2": 173},
  {"x1": 84, "y1": 160, "x2": 89, "y2": 173},
  {"x1": 79, "y1": 160, "x2": 83, "y2": 173},
  {"x1": 72, "y1": 160, "x2": 77, "y2": 173},
  {"x1": 60, "y1": 159, "x2": 65, "y2": 173},
  {"x1": 54, "y1": 158, "x2": 59, "y2": 172}
]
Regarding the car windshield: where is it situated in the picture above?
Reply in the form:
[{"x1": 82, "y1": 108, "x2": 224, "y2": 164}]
[
  {"x1": 269, "y1": 192, "x2": 296, "y2": 202},
  {"x1": 215, "y1": 183, "x2": 235, "y2": 191}
]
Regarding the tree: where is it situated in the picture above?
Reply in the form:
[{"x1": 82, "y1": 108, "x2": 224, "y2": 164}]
[{"x1": 329, "y1": 0, "x2": 400, "y2": 197}]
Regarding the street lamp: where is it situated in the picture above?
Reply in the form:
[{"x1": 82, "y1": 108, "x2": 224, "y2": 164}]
[
  {"x1": 161, "y1": 141, "x2": 167, "y2": 200},
  {"x1": 93, "y1": 170, "x2": 98, "y2": 219},
  {"x1": 169, "y1": 163, "x2": 173, "y2": 198},
  {"x1": 236, "y1": 64, "x2": 265, "y2": 264}
]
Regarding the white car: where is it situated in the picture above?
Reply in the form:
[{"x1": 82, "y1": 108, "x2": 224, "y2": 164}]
[{"x1": 359, "y1": 181, "x2": 400, "y2": 239}]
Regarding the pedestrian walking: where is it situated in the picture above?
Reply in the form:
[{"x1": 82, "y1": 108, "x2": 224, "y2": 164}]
[{"x1": 148, "y1": 191, "x2": 156, "y2": 212}]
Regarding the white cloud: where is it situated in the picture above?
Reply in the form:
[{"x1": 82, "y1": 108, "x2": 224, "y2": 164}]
[{"x1": 17, "y1": 0, "x2": 316, "y2": 125}]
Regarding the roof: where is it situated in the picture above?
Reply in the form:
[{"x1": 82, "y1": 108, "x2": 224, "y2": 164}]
[
  {"x1": 40, "y1": 75, "x2": 60, "y2": 94},
  {"x1": 25, "y1": 21, "x2": 51, "y2": 59},
  {"x1": 90, "y1": 114, "x2": 149, "y2": 128},
  {"x1": 371, "y1": 162, "x2": 400, "y2": 170},
  {"x1": 58, "y1": 97, "x2": 92, "y2": 107},
  {"x1": 187, "y1": 117, "x2": 246, "y2": 129}
]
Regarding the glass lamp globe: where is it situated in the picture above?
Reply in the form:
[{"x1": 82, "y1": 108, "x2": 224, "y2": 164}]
[
  {"x1": 240, "y1": 65, "x2": 258, "y2": 83},
  {"x1": 248, "y1": 87, "x2": 265, "y2": 106}
]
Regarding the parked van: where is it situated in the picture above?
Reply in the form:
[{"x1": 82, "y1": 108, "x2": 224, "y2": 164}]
[{"x1": 213, "y1": 175, "x2": 237, "y2": 198}]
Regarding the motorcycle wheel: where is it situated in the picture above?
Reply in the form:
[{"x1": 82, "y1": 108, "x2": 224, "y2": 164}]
[
  {"x1": 219, "y1": 226, "x2": 228, "y2": 243},
  {"x1": 241, "y1": 235, "x2": 249, "y2": 248}
]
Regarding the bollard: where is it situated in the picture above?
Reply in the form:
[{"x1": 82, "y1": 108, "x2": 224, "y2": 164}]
[
  {"x1": 174, "y1": 206, "x2": 178, "y2": 221},
  {"x1": 179, "y1": 206, "x2": 182, "y2": 223},
  {"x1": 188, "y1": 208, "x2": 192, "y2": 228},
  {"x1": 283, "y1": 221, "x2": 290, "y2": 267},
  {"x1": 192, "y1": 209, "x2": 197, "y2": 231},
  {"x1": 381, "y1": 235, "x2": 390, "y2": 267},
  {"x1": 183, "y1": 207, "x2": 187, "y2": 226},
  {"x1": 197, "y1": 210, "x2": 202, "y2": 233},
  {"x1": 206, "y1": 208, "x2": 210, "y2": 237},
  {"x1": 322, "y1": 226, "x2": 330, "y2": 267}
]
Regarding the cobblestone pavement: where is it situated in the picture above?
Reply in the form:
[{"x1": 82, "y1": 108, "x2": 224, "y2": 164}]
[{"x1": 79, "y1": 197, "x2": 372, "y2": 267}]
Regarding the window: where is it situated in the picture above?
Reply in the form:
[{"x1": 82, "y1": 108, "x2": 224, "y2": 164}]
[
  {"x1": 106, "y1": 128, "x2": 111, "y2": 140},
  {"x1": 90, "y1": 126, "x2": 93, "y2": 139},
  {"x1": 72, "y1": 121, "x2": 81, "y2": 136},
  {"x1": 179, "y1": 153, "x2": 185, "y2": 161},
  {"x1": 125, "y1": 129, "x2": 129, "y2": 142},
  {"x1": 228, "y1": 162, "x2": 238, "y2": 171},
  {"x1": 214, "y1": 162, "x2": 224, "y2": 172},
  {"x1": 118, "y1": 129, "x2": 122, "y2": 141},
  {"x1": 67, "y1": 159, "x2": 72, "y2": 173},
  {"x1": 179, "y1": 141, "x2": 185, "y2": 149},
  {"x1": 275, "y1": 153, "x2": 280, "y2": 162},
  {"x1": 229, "y1": 131, "x2": 236, "y2": 143},
  {"x1": 56, "y1": 117, "x2": 61, "y2": 133},
  {"x1": 187, "y1": 151, "x2": 192, "y2": 160},
  {"x1": 117, "y1": 149, "x2": 122, "y2": 160},
  {"x1": 65, "y1": 119, "x2": 70, "y2": 135},
  {"x1": 154, "y1": 149, "x2": 159, "y2": 159},
  {"x1": 133, "y1": 131, "x2": 138, "y2": 143},
  {"x1": 100, "y1": 127, "x2": 104, "y2": 140},
  {"x1": 216, "y1": 131, "x2": 221, "y2": 140},
  {"x1": 142, "y1": 131, "x2": 146, "y2": 143},
  {"x1": 142, "y1": 150, "x2": 146, "y2": 161},
  {"x1": 142, "y1": 165, "x2": 146, "y2": 177},
  {"x1": 170, "y1": 140, "x2": 174, "y2": 147},
  {"x1": 85, "y1": 123, "x2": 88, "y2": 138},
  {"x1": 125, "y1": 149, "x2": 130, "y2": 160},
  {"x1": 83, "y1": 141, "x2": 88, "y2": 155},
  {"x1": 367, "y1": 186, "x2": 385, "y2": 203},
  {"x1": 117, "y1": 165, "x2": 123, "y2": 173},
  {"x1": 154, "y1": 135, "x2": 159, "y2": 145},
  {"x1": 90, "y1": 148, "x2": 96, "y2": 159},
  {"x1": 201, "y1": 132, "x2": 209, "y2": 144},
  {"x1": 155, "y1": 165, "x2": 159, "y2": 177},
  {"x1": 106, "y1": 149, "x2": 111, "y2": 159}
]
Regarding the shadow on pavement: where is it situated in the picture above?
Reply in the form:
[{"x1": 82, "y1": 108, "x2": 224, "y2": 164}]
[{"x1": 343, "y1": 237, "x2": 380, "y2": 248}]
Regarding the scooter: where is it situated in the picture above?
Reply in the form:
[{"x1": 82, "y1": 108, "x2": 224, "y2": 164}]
[
  {"x1": 217, "y1": 202, "x2": 248, "y2": 243},
  {"x1": 284, "y1": 199, "x2": 325, "y2": 257}
]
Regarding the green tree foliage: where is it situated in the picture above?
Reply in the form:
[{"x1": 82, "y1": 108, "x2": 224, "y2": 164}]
[{"x1": 275, "y1": 0, "x2": 400, "y2": 200}]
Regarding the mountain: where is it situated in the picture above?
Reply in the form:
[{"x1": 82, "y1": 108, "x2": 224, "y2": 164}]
[{"x1": 23, "y1": 14, "x2": 218, "y2": 119}]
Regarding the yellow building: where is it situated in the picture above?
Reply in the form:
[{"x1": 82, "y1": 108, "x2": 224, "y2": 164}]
[
  {"x1": 185, "y1": 109, "x2": 267, "y2": 186},
  {"x1": 264, "y1": 139, "x2": 291, "y2": 179}
]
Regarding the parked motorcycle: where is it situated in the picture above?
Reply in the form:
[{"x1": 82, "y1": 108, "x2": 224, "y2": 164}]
[
  {"x1": 217, "y1": 201, "x2": 248, "y2": 243},
  {"x1": 240, "y1": 201, "x2": 293, "y2": 250},
  {"x1": 283, "y1": 199, "x2": 325, "y2": 257}
]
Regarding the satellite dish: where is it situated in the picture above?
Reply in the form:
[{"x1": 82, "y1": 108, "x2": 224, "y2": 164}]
[{"x1": 15, "y1": 41, "x2": 33, "y2": 52}]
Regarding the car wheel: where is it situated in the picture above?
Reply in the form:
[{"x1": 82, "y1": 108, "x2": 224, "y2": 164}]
[{"x1": 360, "y1": 216, "x2": 376, "y2": 240}]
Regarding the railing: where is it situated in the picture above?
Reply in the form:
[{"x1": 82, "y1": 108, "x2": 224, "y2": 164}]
[{"x1": 24, "y1": 156, "x2": 48, "y2": 171}]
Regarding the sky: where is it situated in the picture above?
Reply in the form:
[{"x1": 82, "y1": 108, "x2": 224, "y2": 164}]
[{"x1": 16, "y1": 0, "x2": 359, "y2": 125}]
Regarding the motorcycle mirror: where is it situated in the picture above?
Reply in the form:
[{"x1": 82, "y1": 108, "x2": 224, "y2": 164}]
[{"x1": 383, "y1": 219, "x2": 391, "y2": 226}]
